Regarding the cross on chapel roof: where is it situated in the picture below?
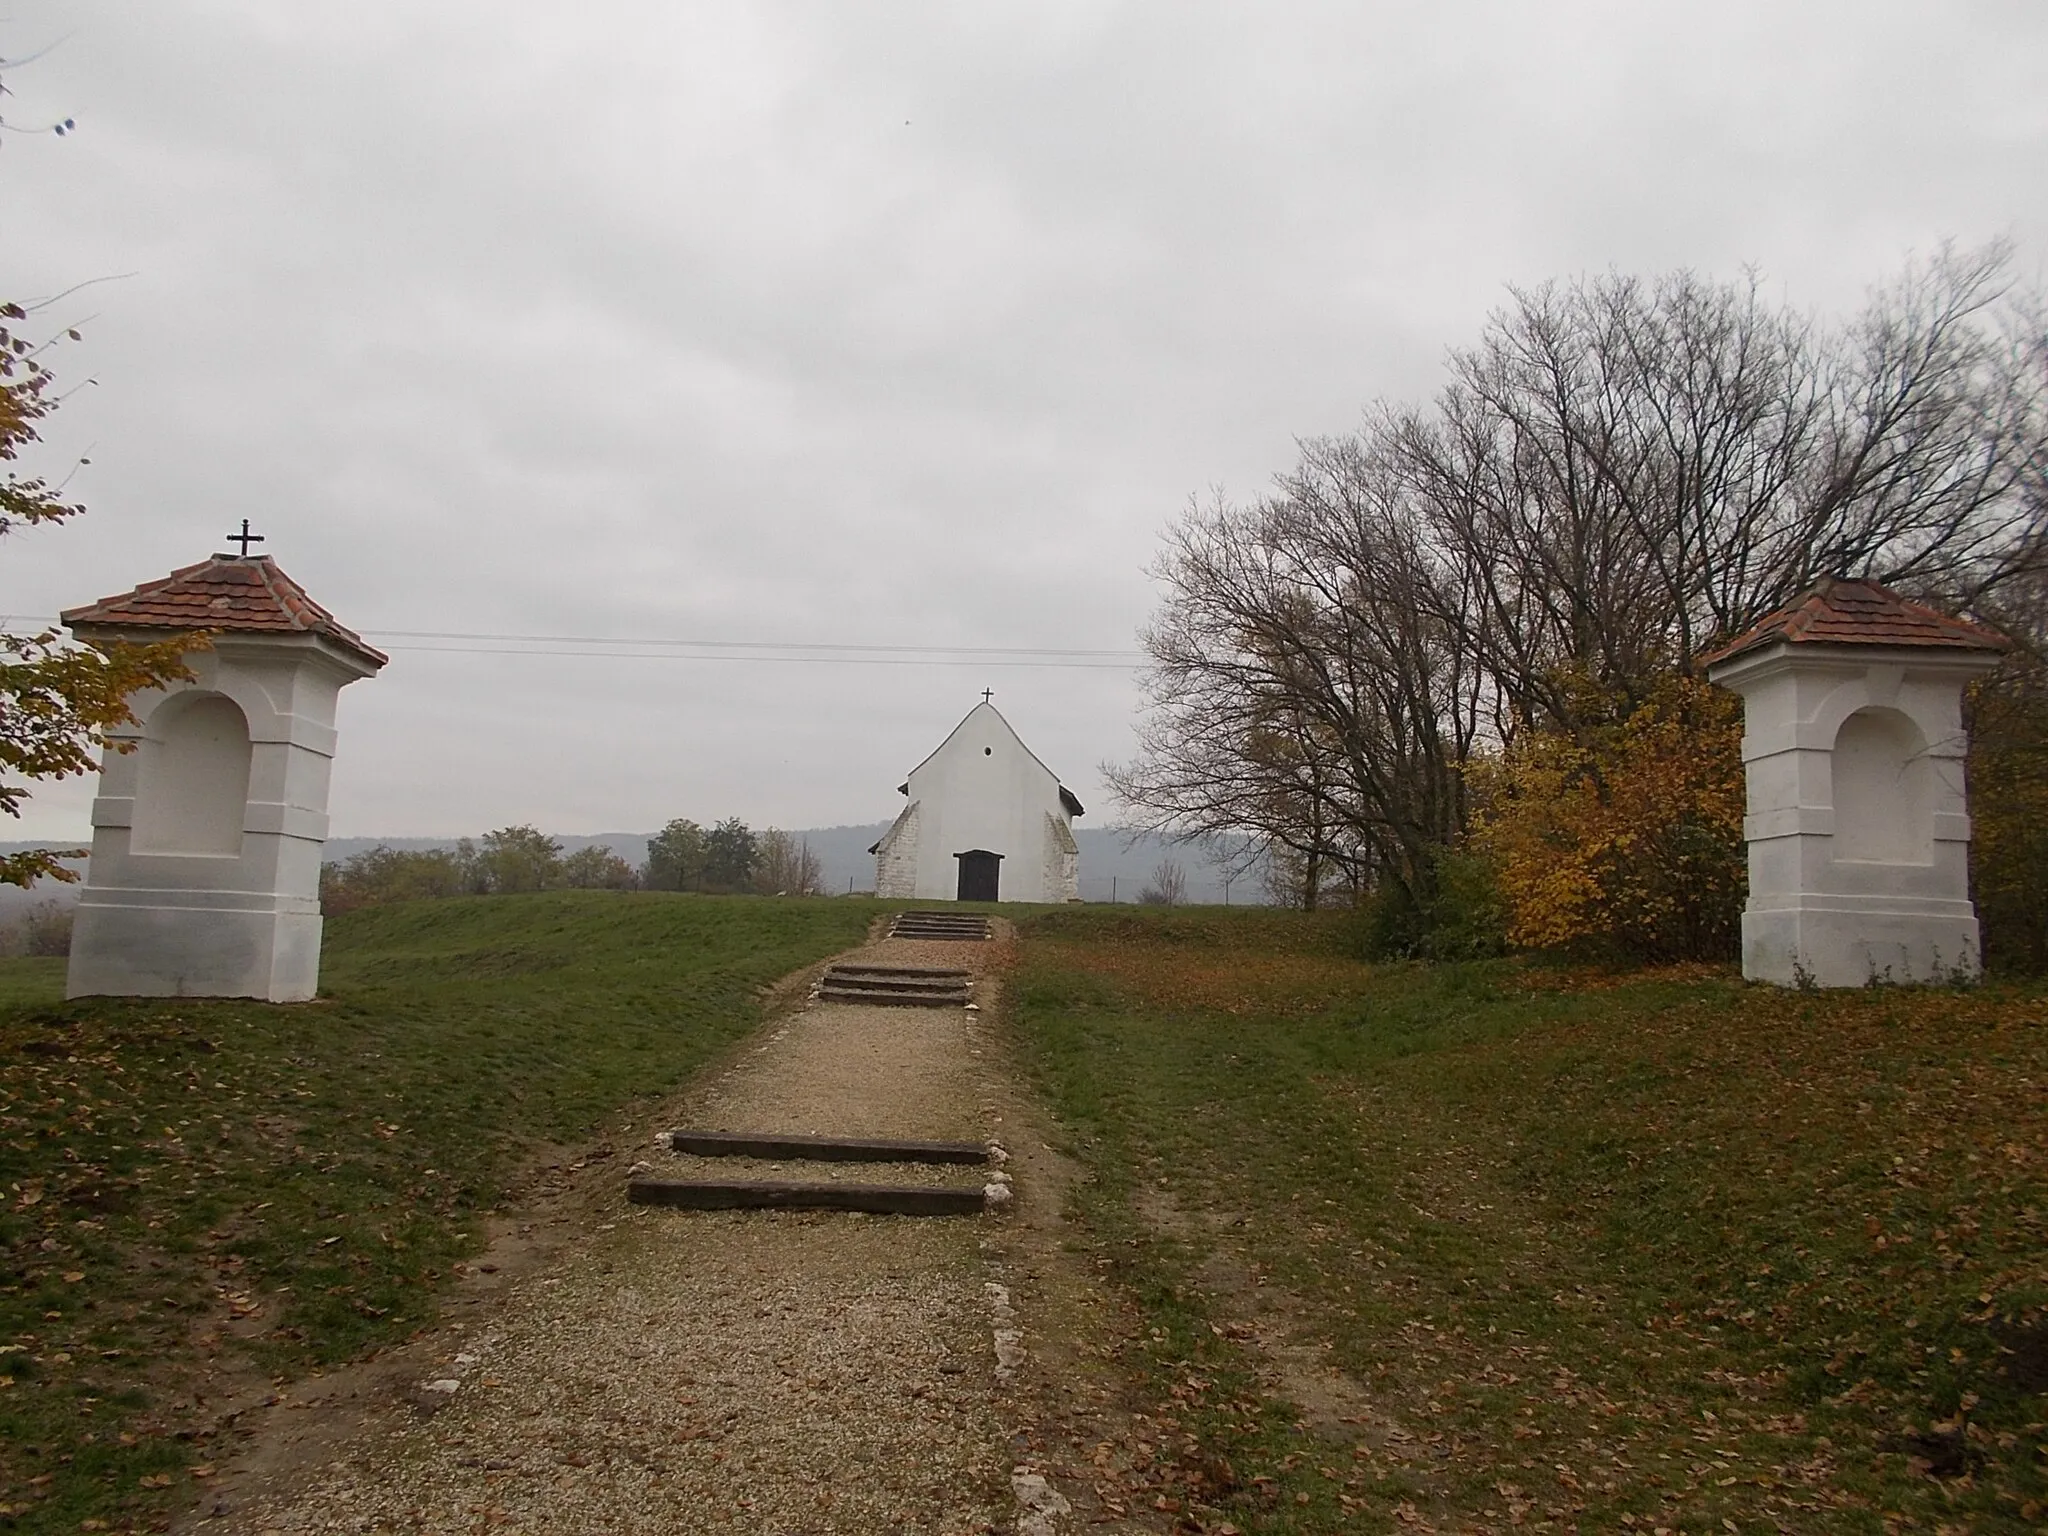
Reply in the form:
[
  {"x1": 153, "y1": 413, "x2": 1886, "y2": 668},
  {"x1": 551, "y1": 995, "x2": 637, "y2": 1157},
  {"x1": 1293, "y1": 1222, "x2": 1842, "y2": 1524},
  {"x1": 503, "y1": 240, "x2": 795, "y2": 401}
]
[{"x1": 225, "y1": 519, "x2": 265, "y2": 558}]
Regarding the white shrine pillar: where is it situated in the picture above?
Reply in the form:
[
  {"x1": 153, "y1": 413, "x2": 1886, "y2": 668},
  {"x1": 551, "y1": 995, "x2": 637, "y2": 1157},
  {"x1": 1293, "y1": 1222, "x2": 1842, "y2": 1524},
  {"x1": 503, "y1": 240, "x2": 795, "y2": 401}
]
[
  {"x1": 60, "y1": 551, "x2": 387, "y2": 1002},
  {"x1": 1704, "y1": 578, "x2": 2007, "y2": 988}
]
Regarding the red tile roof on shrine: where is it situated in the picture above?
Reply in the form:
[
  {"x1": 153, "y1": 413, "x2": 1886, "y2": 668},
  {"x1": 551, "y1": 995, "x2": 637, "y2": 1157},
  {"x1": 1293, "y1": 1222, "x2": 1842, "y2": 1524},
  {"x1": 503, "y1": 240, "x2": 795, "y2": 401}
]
[
  {"x1": 61, "y1": 555, "x2": 388, "y2": 666},
  {"x1": 1702, "y1": 577, "x2": 2010, "y2": 668}
]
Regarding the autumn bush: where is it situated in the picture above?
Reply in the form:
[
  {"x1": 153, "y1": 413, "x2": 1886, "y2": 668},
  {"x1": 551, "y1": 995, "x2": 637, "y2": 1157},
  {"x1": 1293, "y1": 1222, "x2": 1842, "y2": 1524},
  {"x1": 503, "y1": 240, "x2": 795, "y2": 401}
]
[
  {"x1": 1353, "y1": 847, "x2": 1505, "y2": 961},
  {"x1": 321, "y1": 828, "x2": 654, "y2": 912},
  {"x1": 2, "y1": 898, "x2": 76, "y2": 957},
  {"x1": 1969, "y1": 636, "x2": 2048, "y2": 976},
  {"x1": 1472, "y1": 674, "x2": 1746, "y2": 962},
  {"x1": 319, "y1": 844, "x2": 474, "y2": 913}
]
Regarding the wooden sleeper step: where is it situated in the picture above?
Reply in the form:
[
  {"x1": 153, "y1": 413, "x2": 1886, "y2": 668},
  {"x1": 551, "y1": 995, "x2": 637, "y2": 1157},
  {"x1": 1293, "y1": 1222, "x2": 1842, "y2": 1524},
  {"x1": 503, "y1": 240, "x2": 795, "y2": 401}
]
[
  {"x1": 815, "y1": 962, "x2": 974, "y2": 1007},
  {"x1": 819, "y1": 977, "x2": 972, "y2": 994},
  {"x1": 663, "y1": 1129, "x2": 989, "y2": 1165},
  {"x1": 816, "y1": 989, "x2": 972, "y2": 1008},
  {"x1": 888, "y1": 912, "x2": 992, "y2": 940},
  {"x1": 820, "y1": 964, "x2": 970, "y2": 987},
  {"x1": 828, "y1": 963, "x2": 972, "y2": 978},
  {"x1": 627, "y1": 1177, "x2": 996, "y2": 1216}
]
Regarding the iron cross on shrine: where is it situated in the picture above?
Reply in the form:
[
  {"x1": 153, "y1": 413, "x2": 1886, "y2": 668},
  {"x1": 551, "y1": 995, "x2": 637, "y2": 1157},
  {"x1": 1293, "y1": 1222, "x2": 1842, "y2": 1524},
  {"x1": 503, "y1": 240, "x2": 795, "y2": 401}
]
[
  {"x1": 981, "y1": 688, "x2": 994, "y2": 703},
  {"x1": 226, "y1": 520, "x2": 265, "y2": 558}
]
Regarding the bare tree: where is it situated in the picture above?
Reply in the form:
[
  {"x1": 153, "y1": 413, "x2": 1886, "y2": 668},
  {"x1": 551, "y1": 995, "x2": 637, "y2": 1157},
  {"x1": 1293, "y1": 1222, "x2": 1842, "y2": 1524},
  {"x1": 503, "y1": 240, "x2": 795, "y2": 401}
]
[
  {"x1": 1108, "y1": 453, "x2": 1486, "y2": 913},
  {"x1": 1138, "y1": 859, "x2": 1188, "y2": 906},
  {"x1": 1401, "y1": 244, "x2": 2045, "y2": 731},
  {"x1": 1965, "y1": 519, "x2": 2048, "y2": 972},
  {"x1": 753, "y1": 829, "x2": 823, "y2": 896},
  {"x1": 0, "y1": 42, "x2": 76, "y2": 147},
  {"x1": 1113, "y1": 246, "x2": 2046, "y2": 942}
]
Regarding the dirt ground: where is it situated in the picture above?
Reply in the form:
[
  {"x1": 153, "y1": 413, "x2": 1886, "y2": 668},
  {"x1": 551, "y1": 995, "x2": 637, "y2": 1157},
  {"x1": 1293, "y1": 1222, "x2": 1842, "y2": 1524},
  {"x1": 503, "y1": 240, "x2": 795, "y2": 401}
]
[{"x1": 172, "y1": 919, "x2": 1180, "y2": 1536}]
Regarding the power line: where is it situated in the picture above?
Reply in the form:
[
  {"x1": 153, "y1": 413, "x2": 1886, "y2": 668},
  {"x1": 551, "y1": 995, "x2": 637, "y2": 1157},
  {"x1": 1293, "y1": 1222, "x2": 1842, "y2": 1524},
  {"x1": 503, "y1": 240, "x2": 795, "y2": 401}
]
[
  {"x1": 370, "y1": 628, "x2": 1142, "y2": 659},
  {"x1": 382, "y1": 643, "x2": 1136, "y2": 669},
  {"x1": 2, "y1": 617, "x2": 1148, "y2": 669}
]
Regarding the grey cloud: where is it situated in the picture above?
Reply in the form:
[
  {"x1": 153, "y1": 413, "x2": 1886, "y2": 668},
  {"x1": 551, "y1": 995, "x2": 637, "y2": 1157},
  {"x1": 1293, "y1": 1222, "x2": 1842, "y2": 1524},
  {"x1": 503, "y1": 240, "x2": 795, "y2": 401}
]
[{"x1": 4, "y1": 0, "x2": 2043, "y2": 841}]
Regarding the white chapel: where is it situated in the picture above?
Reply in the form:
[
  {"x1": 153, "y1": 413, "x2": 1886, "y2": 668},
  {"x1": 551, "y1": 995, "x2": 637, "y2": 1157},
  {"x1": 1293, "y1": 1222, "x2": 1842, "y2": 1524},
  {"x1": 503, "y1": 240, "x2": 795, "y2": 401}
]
[{"x1": 871, "y1": 697, "x2": 1083, "y2": 903}]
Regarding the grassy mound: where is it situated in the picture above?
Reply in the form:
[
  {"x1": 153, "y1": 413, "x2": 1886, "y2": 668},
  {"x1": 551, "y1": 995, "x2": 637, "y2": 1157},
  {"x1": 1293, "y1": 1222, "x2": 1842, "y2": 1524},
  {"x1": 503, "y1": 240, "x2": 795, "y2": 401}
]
[
  {"x1": 1014, "y1": 905, "x2": 2048, "y2": 1533},
  {"x1": 0, "y1": 891, "x2": 882, "y2": 1535}
]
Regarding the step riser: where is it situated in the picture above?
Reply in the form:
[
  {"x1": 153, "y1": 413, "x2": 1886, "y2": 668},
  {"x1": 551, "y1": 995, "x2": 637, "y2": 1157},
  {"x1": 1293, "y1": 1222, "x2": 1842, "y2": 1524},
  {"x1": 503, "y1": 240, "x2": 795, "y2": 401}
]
[{"x1": 628, "y1": 1178, "x2": 988, "y2": 1216}]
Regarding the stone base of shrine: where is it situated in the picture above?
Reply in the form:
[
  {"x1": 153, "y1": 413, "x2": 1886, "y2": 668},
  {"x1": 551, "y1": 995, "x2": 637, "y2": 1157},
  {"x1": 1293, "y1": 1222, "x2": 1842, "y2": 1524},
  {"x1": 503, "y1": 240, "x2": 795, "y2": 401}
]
[
  {"x1": 66, "y1": 890, "x2": 322, "y2": 1003},
  {"x1": 1742, "y1": 896, "x2": 1982, "y2": 988}
]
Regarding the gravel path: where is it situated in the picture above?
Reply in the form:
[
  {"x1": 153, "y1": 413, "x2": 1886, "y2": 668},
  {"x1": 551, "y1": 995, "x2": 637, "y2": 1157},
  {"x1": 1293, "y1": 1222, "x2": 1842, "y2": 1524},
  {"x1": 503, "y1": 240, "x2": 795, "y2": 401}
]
[{"x1": 211, "y1": 924, "x2": 1030, "y2": 1535}]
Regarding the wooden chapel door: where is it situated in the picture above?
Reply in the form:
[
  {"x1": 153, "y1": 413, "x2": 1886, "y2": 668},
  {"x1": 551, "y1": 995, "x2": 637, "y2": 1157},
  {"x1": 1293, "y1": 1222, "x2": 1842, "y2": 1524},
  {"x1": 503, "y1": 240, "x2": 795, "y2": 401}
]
[{"x1": 955, "y1": 849, "x2": 1002, "y2": 902}]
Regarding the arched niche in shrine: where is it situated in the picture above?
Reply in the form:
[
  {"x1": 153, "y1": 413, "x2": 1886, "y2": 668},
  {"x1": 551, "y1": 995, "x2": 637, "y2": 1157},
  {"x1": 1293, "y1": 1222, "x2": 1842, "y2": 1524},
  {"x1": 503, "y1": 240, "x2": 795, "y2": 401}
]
[
  {"x1": 1829, "y1": 707, "x2": 1933, "y2": 866},
  {"x1": 131, "y1": 691, "x2": 253, "y2": 857}
]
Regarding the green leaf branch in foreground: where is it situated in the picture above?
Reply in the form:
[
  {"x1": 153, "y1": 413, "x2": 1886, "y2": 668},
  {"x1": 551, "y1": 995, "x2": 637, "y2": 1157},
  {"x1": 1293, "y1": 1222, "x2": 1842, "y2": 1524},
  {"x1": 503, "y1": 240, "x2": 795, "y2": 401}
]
[{"x1": 2, "y1": 300, "x2": 196, "y2": 886}]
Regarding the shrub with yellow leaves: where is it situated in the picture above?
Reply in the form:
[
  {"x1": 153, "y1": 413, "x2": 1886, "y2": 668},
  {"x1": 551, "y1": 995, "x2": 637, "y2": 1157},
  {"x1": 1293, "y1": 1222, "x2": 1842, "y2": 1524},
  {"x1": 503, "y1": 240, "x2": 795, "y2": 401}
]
[{"x1": 1472, "y1": 674, "x2": 1746, "y2": 962}]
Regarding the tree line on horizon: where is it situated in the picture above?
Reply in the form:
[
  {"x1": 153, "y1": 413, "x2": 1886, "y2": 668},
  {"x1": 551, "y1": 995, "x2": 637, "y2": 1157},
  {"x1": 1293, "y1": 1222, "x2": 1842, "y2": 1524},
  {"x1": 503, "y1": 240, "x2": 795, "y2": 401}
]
[
  {"x1": 319, "y1": 818, "x2": 825, "y2": 913},
  {"x1": 1112, "y1": 243, "x2": 2048, "y2": 970}
]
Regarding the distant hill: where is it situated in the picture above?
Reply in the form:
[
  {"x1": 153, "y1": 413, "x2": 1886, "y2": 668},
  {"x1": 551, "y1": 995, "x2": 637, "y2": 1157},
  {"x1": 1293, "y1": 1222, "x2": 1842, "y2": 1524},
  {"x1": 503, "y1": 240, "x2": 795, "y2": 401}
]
[{"x1": 6, "y1": 826, "x2": 1263, "y2": 908}]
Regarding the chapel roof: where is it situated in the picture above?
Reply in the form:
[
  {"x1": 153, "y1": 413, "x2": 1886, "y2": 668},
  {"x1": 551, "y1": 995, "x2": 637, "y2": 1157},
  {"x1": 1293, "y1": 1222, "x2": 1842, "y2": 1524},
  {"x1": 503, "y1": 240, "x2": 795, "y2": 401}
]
[
  {"x1": 61, "y1": 553, "x2": 389, "y2": 667},
  {"x1": 1700, "y1": 577, "x2": 2010, "y2": 668},
  {"x1": 903, "y1": 699, "x2": 1083, "y2": 816}
]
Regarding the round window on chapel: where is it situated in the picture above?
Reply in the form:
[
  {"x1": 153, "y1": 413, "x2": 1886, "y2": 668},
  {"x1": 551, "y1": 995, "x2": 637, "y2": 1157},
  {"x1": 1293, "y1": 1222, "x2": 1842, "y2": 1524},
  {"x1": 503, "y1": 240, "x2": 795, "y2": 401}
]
[{"x1": 984, "y1": 747, "x2": 992, "y2": 755}]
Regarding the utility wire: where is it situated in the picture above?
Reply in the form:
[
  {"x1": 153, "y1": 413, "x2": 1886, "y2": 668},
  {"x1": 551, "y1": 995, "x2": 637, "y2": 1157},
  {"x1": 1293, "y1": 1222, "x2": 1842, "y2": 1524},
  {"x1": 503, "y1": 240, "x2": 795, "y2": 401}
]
[
  {"x1": 370, "y1": 628, "x2": 1140, "y2": 658},
  {"x1": 381, "y1": 643, "x2": 1136, "y2": 669},
  {"x1": 3, "y1": 618, "x2": 1147, "y2": 669}
]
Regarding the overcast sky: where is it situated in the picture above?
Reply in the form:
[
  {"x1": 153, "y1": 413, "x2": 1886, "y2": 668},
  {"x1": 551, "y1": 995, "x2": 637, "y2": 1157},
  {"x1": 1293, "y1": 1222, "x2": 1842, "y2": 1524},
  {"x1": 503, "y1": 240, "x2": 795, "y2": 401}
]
[{"x1": 3, "y1": 0, "x2": 2045, "y2": 842}]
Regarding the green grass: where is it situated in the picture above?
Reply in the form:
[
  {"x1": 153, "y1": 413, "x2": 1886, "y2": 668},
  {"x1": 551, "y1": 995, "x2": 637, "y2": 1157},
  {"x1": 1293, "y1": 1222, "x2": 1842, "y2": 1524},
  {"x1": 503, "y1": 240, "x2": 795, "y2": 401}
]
[
  {"x1": 1012, "y1": 905, "x2": 2048, "y2": 1534},
  {"x1": 0, "y1": 891, "x2": 883, "y2": 1535}
]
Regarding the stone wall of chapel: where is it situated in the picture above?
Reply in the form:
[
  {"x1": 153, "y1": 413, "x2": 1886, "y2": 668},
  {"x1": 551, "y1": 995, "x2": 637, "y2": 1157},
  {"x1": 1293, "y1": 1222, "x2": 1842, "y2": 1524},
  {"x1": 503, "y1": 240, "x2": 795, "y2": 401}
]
[
  {"x1": 874, "y1": 802, "x2": 921, "y2": 898},
  {"x1": 1041, "y1": 812, "x2": 1079, "y2": 903},
  {"x1": 908, "y1": 731, "x2": 1059, "y2": 901}
]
